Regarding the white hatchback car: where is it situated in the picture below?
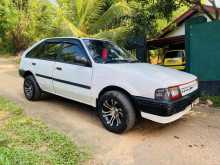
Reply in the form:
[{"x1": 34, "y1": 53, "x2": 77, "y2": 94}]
[{"x1": 19, "y1": 37, "x2": 199, "y2": 133}]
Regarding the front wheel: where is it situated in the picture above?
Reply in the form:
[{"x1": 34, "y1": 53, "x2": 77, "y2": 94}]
[{"x1": 97, "y1": 91, "x2": 136, "y2": 133}]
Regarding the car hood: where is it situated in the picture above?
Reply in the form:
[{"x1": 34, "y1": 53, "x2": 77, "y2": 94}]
[{"x1": 99, "y1": 63, "x2": 197, "y2": 87}]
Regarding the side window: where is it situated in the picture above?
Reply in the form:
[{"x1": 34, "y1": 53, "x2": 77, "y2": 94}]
[
  {"x1": 26, "y1": 42, "x2": 44, "y2": 59},
  {"x1": 60, "y1": 41, "x2": 89, "y2": 66},
  {"x1": 41, "y1": 42, "x2": 62, "y2": 60}
]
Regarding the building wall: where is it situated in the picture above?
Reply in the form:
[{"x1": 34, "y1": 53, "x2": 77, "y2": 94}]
[
  {"x1": 166, "y1": 23, "x2": 186, "y2": 37},
  {"x1": 165, "y1": 13, "x2": 212, "y2": 38}
]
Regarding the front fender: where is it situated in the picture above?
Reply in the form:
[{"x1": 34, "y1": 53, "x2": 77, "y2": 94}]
[{"x1": 93, "y1": 82, "x2": 141, "y2": 100}]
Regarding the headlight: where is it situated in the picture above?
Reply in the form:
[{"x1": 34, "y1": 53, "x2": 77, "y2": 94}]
[
  {"x1": 155, "y1": 87, "x2": 182, "y2": 101},
  {"x1": 155, "y1": 88, "x2": 170, "y2": 101}
]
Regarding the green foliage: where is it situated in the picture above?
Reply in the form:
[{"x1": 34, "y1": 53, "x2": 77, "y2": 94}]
[
  {"x1": 0, "y1": 0, "x2": 71, "y2": 54},
  {"x1": 57, "y1": 0, "x2": 184, "y2": 47},
  {"x1": 0, "y1": 96, "x2": 22, "y2": 115},
  {"x1": 57, "y1": 0, "x2": 132, "y2": 42},
  {"x1": 0, "y1": 0, "x2": 185, "y2": 54},
  {"x1": 0, "y1": 97, "x2": 88, "y2": 164},
  {"x1": 128, "y1": 0, "x2": 180, "y2": 38}
]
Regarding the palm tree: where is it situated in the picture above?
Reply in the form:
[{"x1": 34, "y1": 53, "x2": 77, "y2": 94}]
[{"x1": 57, "y1": 0, "x2": 132, "y2": 43}]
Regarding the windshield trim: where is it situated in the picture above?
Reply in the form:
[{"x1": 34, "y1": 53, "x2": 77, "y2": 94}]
[{"x1": 79, "y1": 38, "x2": 96, "y2": 65}]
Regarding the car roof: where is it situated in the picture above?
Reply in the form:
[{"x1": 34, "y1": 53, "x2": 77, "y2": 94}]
[
  {"x1": 44, "y1": 37, "x2": 79, "y2": 42},
  {"x1": 82, "y1": 38, "x2": 112, "y2": 42},
  {"x1": 44, "y1": 37, "x2": 112, "y2": 43}
]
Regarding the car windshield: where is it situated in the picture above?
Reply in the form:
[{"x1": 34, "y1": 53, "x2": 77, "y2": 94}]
[
  {"x1": 83, "y1": 39, "x2": 137, "y2": 64},
  {"x1": 165, "y1": 51, "x2": 185, "y2": 58}
]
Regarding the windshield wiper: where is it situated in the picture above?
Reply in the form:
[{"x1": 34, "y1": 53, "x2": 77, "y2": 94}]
[
  {"x1": 105, "y1": 60, "x2": 130, "y2": 64},
  {"x1": 105, "y1": 59, "x2": 141, "y2": 64},
  {"x1": 130, "y1": 60, "x2": 142, "y2": 63}
]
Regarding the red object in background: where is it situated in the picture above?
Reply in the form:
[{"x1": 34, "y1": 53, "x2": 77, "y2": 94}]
[{"x1": 101, "y1": 48, "x2": 108, "y2": 61}]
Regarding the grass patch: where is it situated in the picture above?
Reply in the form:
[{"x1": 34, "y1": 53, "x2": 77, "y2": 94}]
[
  {"x1": 0, "y1": 97, "x2": 22, "y2": 115},
  {"x1": 200, "y1": 96, "x2": 220, "y2": 108},
  {"x1": 0, "y1": 97, "x2": 88, "y2": 165}
]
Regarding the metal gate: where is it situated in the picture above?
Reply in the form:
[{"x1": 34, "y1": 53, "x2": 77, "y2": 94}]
[{"x1": 186, "y1": 17, "x2": 220, "y2": 95}]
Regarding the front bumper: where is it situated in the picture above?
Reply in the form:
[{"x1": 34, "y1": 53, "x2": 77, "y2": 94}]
[{"x1": 133, "y1": 90, "x2": 200, "y2": 123}]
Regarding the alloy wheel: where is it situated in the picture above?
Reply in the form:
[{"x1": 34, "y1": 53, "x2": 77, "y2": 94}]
[
  {"x1": 101, "y1": 98, "x2": 124, "y2": 127},
  {"x1": 24, "y1": 80, "x2": 34, "y2": 99}
]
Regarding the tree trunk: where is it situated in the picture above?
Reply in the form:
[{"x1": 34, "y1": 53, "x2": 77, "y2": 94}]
[{"x1": 135, "y1": 36, "x2": 148, "y2": 63}]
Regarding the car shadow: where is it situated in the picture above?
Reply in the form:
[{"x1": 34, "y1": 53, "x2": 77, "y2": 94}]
[
  {"x1": 41, "y1": 94, "x2": 99, "y2": 121},
  {"x1": 39, "y1": 94, "x2": 189, "y2": 136}
]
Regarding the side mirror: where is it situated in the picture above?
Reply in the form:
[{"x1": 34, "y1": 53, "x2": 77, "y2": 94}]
[{"x1": 75, "y1": 56, "x2": 91, "y2": 67}]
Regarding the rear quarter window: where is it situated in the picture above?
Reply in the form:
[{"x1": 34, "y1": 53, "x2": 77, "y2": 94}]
[
  {"x1": 26, "y1": 41, "x2": 62, "y2": 61},
  {"x1": 26, "y1": 42, "x2": 45, "y2": 59}
]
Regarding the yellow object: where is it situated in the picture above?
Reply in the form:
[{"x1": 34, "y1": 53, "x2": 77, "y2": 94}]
[{"x1": 163, "y1": 50, "x2": 186, "y2": 71}]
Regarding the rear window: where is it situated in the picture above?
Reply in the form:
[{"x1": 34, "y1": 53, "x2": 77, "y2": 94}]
[{"x1": 165, "y1": 51, "x2": 185, "y2": 58}]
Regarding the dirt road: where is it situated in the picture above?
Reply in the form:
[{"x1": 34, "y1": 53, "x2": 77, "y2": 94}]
[{"x1": 0, "y1": 57, "x2": 220, "y2": 165}]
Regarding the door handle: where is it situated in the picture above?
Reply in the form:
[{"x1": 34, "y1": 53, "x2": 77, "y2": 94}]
[
  {"x1": 32, "y1": 62, "x2": 36, "y2": 66},
  {"x1": 56, "y1": 67, "x2": 62, "y2": 71}
]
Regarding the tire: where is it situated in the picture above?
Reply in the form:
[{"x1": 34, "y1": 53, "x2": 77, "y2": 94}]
[
  {"x1": 23, "y1": 75, "x2": 42, "y2": 101},
  {"x1": 97, "y1": 91, "x2": 136, "y2": 133}
]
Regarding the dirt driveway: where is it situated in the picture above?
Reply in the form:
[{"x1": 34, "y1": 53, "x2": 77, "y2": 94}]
[{"x1": 0, "y1": 57, "x2": 220, "y2": 165}]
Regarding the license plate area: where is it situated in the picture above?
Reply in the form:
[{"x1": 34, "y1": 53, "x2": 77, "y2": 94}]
[{"x1": 180, "y1": 81, "x2": 198, "y2": 96}]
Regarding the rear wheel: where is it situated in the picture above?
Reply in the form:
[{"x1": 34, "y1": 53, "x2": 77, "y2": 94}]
[
  {"x1": 23, "y1": 75, "x2": 42, "y2": 101},
  {"x1": 98, "y1": 91, "x2": 136, "y2": 133}
]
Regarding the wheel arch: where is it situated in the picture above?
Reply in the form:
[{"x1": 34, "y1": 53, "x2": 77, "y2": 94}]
[
  {"x1": 23, "y1": 70, "x2": 34, "y2": 78},
  {"x1": 98, "y1": 86, "x2": 131, "y2": 99},
  {"x1": 20, "y1": 70, "x2": 40, "y2": 88},
  {"x1": 97, "y1": 85, "x2": 140, "y2": 115}
]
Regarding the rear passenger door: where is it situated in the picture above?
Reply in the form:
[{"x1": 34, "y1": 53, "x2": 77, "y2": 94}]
[
  {"x1": 52, "y1": 40, "x2": 93, "y2": 105},
  {"x1": 34, "y1": 42, "x2": 62, "y2": 93}
]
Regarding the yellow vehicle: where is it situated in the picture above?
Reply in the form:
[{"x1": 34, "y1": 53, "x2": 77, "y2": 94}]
[{"x1": 163, "y1": 50, "x2": 186, "y2": 70}]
